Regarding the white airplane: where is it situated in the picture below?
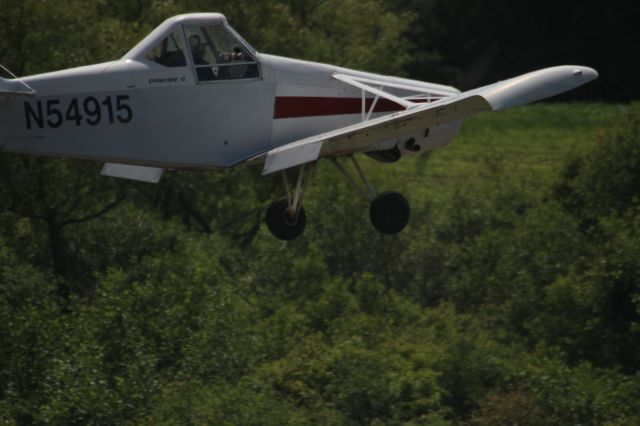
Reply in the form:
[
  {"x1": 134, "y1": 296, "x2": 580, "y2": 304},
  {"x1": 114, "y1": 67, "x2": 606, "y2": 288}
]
[{"x1": 0, "y1": 13, "x2": 597, "y2": 240}]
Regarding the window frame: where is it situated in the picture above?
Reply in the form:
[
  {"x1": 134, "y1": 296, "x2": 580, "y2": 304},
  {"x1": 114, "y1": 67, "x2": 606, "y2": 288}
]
[
  {"x1": 143, "y1": 28, "x2": 189, "y2": 68},
  {"x1": 182, "y1": 23, "x2": 262, "y2": 84}
]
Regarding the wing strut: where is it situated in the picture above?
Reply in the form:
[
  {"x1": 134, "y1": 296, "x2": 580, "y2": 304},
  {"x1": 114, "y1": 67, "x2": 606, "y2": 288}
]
[
  {"x1": 332, "y1": 73, "x2": 417, "y2": 111},
  {"x1": 332, "y1": 73, "x2": 451, "y2": 121}
]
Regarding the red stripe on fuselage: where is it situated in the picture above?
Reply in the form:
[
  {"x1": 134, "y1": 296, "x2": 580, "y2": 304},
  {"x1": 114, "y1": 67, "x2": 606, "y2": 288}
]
[{"x1": 273, "y1": 96, "x2": 406, "y2": 119}]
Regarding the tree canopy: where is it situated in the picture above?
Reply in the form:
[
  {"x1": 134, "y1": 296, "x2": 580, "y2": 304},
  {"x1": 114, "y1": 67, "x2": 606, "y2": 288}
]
[{"x1": 1, "y1": 1, "x2": 639, "y2": 424}]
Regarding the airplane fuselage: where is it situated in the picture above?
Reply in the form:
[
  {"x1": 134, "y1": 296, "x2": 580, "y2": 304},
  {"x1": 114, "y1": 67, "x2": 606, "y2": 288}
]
[{"x1": 0, "y1": 13, "x2": 461, "y2": 169}]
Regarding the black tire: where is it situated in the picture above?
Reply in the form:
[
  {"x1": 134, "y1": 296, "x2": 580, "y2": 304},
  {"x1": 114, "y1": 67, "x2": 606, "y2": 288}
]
[
  {"x1": 265, "y1": 197, "x2": 306, "y2": 240},
  {"x1": 369, "y1": 191, "x2": 410, "y2": 235}
]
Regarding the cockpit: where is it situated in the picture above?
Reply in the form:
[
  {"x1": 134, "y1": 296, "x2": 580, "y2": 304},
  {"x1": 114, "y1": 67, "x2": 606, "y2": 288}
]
[{"x1": 134, "y1": 14, "x2": 260, "y2": 82}]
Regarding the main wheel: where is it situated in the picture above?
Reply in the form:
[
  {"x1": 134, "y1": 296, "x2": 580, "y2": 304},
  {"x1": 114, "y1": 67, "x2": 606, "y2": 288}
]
[
  {"x1": 369, "y1": 191, "x2": 410, "y2": 235},
  {"x1": 266, "y1": 197, "x2": 306, "y2": 240}
]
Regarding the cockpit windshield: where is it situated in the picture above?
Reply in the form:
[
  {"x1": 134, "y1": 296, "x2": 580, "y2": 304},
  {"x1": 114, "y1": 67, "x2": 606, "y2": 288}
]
[
  {"x1": 145, "y1": 29, "x2": 187, "y2": 67},
  {"x1": 184, "y1": 24, "x2": 260, "y2": 82}
]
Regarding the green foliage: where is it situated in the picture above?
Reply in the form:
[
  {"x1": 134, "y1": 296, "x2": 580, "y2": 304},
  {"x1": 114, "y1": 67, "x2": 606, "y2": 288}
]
[
  {"x1": 555, "y1": 103, "x2": 640, "y2": 224},
  {"x1": 0, "y1": 239, "x2": 59, "y2": 424},
  {"x1": 500, "y1": 351, "x2": 640, "y2": 425},
  {"x1": 0, "y1": 0, "x2": 140, "y2": 75},
  {"x1": 527, "y1": 210, "x2": 640, "y2": 371}
]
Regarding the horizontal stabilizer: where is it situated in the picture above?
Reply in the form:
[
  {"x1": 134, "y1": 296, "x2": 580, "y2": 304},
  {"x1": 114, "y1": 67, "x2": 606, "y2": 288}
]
[
  {"x1": 261, "y1": 65, "x2": 597, "y2": 175},
  {"x1": 101, "y1": 163, "x2": 164, "y2": 183}
]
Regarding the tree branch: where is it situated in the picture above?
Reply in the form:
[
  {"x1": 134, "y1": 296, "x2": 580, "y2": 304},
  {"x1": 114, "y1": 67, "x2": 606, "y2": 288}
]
[{"x1": 58, "y1": 186, "x2": 126, "y2": 229}]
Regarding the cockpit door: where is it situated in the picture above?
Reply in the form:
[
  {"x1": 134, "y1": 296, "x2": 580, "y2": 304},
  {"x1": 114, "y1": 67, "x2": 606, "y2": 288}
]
[
  {"x1": 131, "y1": 22, "x2": 274, "y2": 168},
  {"x1": 172, "y1": 23, "x2": 274, "y2": 166}
]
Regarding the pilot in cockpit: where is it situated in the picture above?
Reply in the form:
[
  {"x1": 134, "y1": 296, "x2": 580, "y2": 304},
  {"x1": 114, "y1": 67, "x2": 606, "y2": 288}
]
[{"x1": 188, "y1": 34, "x2": 208, "y2": 65}]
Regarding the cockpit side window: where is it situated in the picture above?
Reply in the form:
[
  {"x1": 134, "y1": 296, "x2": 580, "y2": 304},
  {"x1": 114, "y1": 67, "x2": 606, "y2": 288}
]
[
  {"x1": 145, "y1": 29, "x2": 187, "y2": 67},
  {"x1": 184, "y1": 24, "x2": 260, "y2": 82}
]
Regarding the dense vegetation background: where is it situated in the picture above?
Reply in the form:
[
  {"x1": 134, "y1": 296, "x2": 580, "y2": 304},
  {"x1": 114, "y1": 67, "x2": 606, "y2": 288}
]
[{"x1": 1, "y1": 1, "x2": 639, "y2": 424}]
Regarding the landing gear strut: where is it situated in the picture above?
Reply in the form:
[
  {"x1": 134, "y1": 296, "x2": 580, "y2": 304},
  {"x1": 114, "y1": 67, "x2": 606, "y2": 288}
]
[
  {"x1": 265, "y1": 156, "x2": 410, "y2": 240},
  {"x1": 265, "y1": 163, "x2": 315, "y2": 240},
  {"x1": 329, "y1": 155, "x2": 410, "y2": 235}
]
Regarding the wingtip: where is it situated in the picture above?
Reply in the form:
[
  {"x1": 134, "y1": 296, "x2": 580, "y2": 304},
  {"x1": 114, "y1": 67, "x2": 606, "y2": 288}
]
[{"x1": 573, "y1": 66, "x2": 598, "y2": 81}]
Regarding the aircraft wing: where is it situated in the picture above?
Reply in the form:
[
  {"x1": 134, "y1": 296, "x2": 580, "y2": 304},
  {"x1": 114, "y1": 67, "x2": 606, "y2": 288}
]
[{"x1": 261, "y1": 65, "x2": 597, "y2": 175}]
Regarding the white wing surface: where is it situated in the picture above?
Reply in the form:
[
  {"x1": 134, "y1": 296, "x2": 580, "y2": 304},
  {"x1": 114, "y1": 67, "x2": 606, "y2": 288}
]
[{"x1": 262, "y1": 65, "x2": 597, "y2": 175}]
